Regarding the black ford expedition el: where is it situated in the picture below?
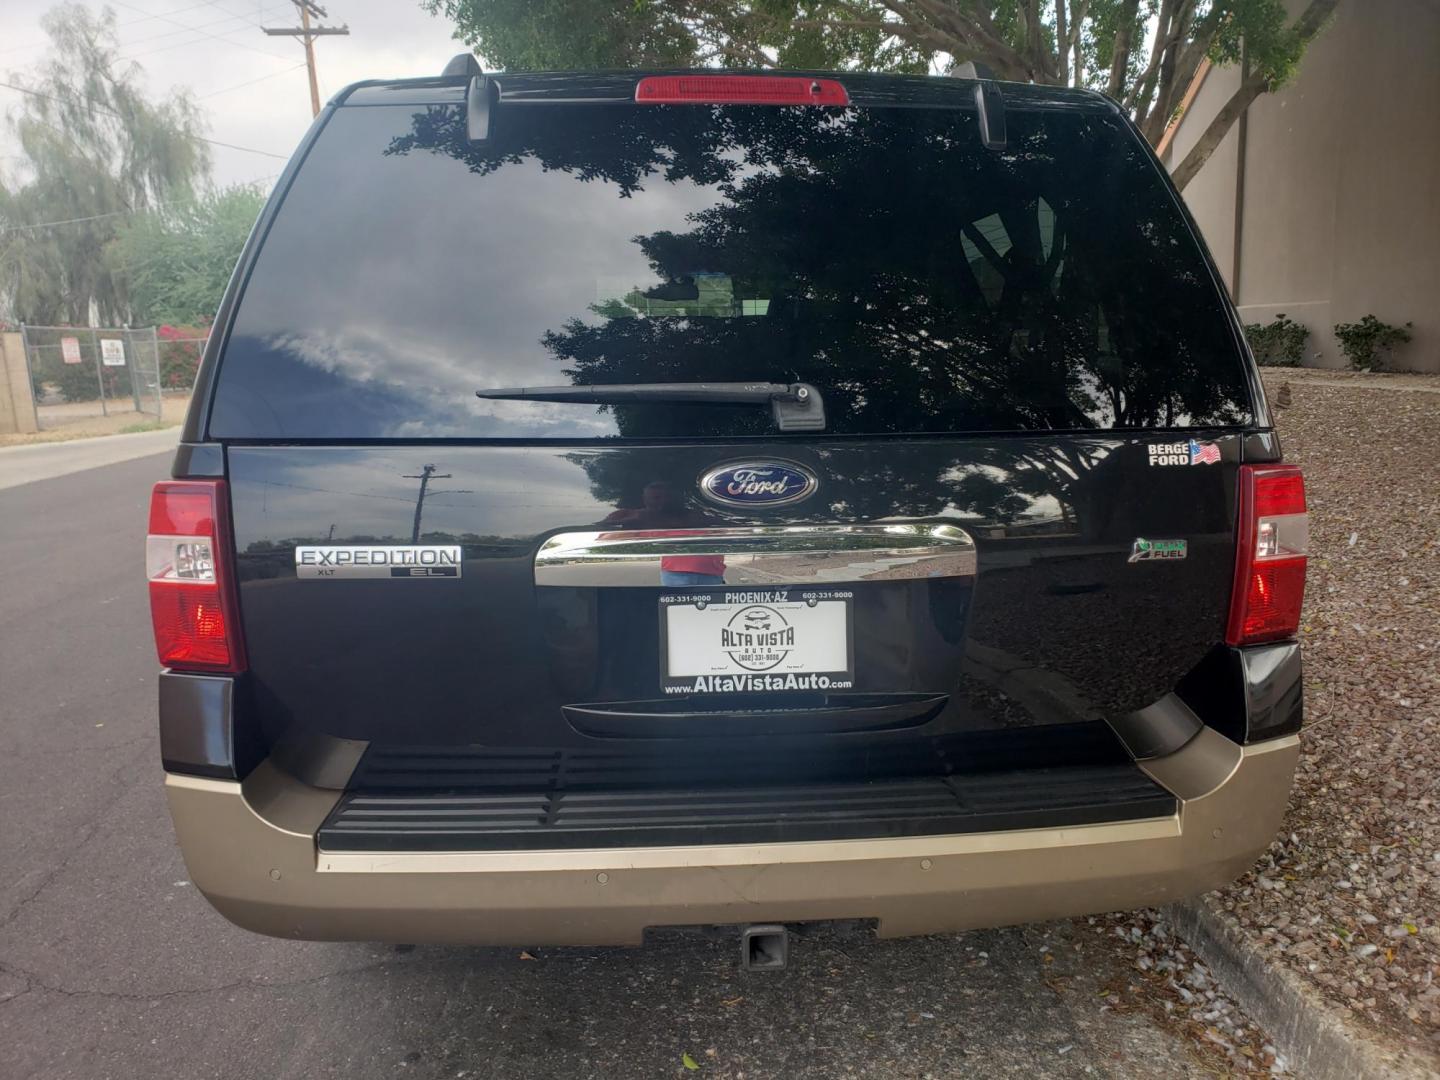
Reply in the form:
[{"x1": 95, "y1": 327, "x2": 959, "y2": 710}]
[{"x1": 149, "y1": 64, "x2": 1307, "y2": 950}]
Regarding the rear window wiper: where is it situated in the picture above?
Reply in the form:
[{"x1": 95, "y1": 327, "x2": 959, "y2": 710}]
[{"x1": 476, "y1": 381, "x2": 826, "y2": 432}]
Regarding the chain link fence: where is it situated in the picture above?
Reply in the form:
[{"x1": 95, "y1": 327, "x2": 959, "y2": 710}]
[{"x1": 18, "y1": 325, "x2": 203, "y2": 433}]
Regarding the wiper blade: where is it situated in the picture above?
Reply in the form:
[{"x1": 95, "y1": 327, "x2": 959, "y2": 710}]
[
  {"x1": 478, "y1": 381, "x2": 802, "y2": 404},
  {"x1": 476, "y1": 381, "x2": 826, "y2": 432}
]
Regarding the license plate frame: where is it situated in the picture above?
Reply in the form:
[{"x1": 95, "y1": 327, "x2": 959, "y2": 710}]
[{"x1": 658, "y1": 587, "x2": 855, "y2": 695}]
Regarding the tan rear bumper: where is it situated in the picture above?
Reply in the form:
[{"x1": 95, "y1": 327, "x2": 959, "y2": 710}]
[{"x1": 165, "y1": 728, "x2": 1298, "y2": 945}]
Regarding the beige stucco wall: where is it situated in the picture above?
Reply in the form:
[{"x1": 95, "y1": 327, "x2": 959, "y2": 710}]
[
  {"x1": 0, "y1": 331, "x2": 40, "y2": 435},
  {"x1": 1165, "y1": 0, "x2": 1440, "y2": 371},
  {"x1": 1168, "y1": 60, "x2": 1243, "y2": 291}
]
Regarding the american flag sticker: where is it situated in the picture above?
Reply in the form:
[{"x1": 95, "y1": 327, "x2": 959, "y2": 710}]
[
  {"x1": 1188, "y1": 439, "x2": 1221, "y2": 465},
  {"x1": 1147, "y1": 439, "x2": 1223, "y2": 466}
]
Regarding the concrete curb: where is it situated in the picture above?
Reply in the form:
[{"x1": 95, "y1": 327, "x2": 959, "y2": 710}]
[
  {"x1": 1168, "y1": 897, "x2": 1438, "y2": 1079},
  {"x1": 0, "y1": 424, "x2": 180, "y2": 457},
  {"x1": 0, "y1": 426, "x2": 178, "y2": 491}
]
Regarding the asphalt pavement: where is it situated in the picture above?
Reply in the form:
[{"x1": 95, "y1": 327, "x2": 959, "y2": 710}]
[{"x1": 1, "y1": 450, "x2": 1230, "y2": 1080}]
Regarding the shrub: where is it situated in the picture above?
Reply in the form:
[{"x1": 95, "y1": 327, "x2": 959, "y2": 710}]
[
  {"x1": 157, "y1": 325, "x2": 206, "y2": 390},
  {"x1": 30, "y1": 341, "x2": 105, "y2": 403},
  {"x1": 1333, "y1": 315, "x2": 1412, "y2": 372},
  {"x1": 1243, "y1": 313, "x2": 1310, "y2": 367}
]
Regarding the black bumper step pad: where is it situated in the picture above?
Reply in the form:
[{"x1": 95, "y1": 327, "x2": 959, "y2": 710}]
[
  {"x1": 339, "y1": 723, "x2": 1134, "y2": 793},
  {"x1": 319, "y1": 739, "x2": 1175, "y2": 852}
]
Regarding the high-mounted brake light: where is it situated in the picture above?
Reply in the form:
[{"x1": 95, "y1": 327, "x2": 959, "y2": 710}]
[
  {"x1": 635, "y1": 75, "x2": 849, "y2": 106},
  {"x1": 1226, "y1": 465, "x2": 1307, "y2": 646},
  {"x1": 147, "y1": 480, "x2": 246, "y2": 673}
]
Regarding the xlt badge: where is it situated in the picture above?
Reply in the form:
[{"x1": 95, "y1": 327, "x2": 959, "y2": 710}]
[{"x1": 295, "y1": 545, "x2": 462, "y2": 579}]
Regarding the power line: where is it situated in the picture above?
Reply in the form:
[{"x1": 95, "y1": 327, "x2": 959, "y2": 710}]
[
  {"x1": 115, "y1": 2, "x2": 297, "y2": 62},
  {"x1": 202, "y1": 0, "x2": 306, "y2": 30},
  {"x1": 194, "y1": 0, "x2": 271, "y2": 28},
  {"x1": 0, "y1": 174, "x2": 281, "y2": 234},
  {"x1": 110, "y1": 0, "x2": 295, "y2": 58},
  {"x1": 1, "y1": 209, "x2": 146, "y2": 234},
  {"x1": 0, "y1": 80, "x2": 290, "y2": 160},
  {"x1": 196, "y1": 62, "x2": 307, "y2": 100},
  {"x1": 113, "y1": 3, "x2": 297, "y2": 62},
  {"x1": 191, "y1": 134, "x2": 289, "y2": 158},
  {"x1": 0, "y1": 0, "x2": 229, "y2": 57},
  {"x1": 108, "y1": 0, "x2": 295, "y2": 62}
]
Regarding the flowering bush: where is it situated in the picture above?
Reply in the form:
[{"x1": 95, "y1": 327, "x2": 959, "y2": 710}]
[{"x1": 157, "y1": 324, "x2": 207, "y2": 390}]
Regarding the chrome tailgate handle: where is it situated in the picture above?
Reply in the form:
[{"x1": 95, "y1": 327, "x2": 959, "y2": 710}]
[{"x1": 534, "y1": 524, "x2": 976, "y2": 586}]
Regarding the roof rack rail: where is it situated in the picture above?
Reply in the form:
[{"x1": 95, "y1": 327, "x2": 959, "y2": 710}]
[
  {"x1": 437, "y1": 53, "x2": 495, "y2": 141},
  {"x1": 442, "y1": 53, "x2": 481, "y2": 79},
  {"x1": 972, "y1": 79, "x2": 1006, "y2": 152},
  {"x1": 466, "y1": 74, "x2": 495, "y2": 141},
  {"x1": 951, "y1": 61, "x2": 1006, "y2": 151},
  {"x1": 952, "y1": 61, "x2": 997, "y2": 80}
]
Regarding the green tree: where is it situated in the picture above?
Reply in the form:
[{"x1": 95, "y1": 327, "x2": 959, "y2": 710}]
[
  {"x1": 0, "y1": 3, "x2": 210, "y2": 324},
  {"x1": 424, "y1": 0, "x2": 1340, "y2": 188},
  {"x1": 108, "y1": 185, "x2": 265, "y2": 325}
]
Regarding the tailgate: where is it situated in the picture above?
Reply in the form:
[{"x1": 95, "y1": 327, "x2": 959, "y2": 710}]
[{"x1": 227, "y1": 434, "x2": 1238, "y2": 758}]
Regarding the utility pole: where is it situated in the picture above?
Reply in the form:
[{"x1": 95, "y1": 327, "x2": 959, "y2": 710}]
[
  {"x1": 403, "y1": 465, "x2": 449, "y2": 544},
  {"x1": 263, "y1": 1, "x2": 349, "y2": 118},
  {"x1": 401, "y1": 465, "x2": 472, "y2": 543}
]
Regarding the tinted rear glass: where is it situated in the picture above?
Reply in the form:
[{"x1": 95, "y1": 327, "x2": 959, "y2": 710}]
[{"x1": 209, "y1": 96, "x2": 1253, "y2": 440}]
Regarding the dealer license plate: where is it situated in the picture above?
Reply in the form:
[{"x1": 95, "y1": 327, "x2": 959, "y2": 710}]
[{"x1": 659, "y1": 588, "x2": 854, "y2": 695}]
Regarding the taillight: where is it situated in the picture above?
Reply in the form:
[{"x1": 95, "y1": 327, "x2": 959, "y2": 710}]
[
  {"x1": 1226, "y1": 465, "x2": 1307, "y2": 646},
  {"x1": 635, "y1": 75, "x2": 850, "y2": 106},
  {"x1": 147, "y1": 480, "x2": 246, "y2": 673}
]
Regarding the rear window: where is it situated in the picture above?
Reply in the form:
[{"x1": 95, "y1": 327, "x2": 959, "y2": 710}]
[{"x1": 209, "y1": 96, "x2": 1253, "y2": 440}]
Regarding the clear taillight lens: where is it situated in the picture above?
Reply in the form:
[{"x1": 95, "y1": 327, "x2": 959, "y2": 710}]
[
  {"x1": 146, "y1": 537, "x2": 216, "y2": 581},
  {"x1": 147, "y1": 481, "x2": 246, "y2": 672},
  {"x1": 1226, "y1": 465, "x2": 1308, "y2": 646}
]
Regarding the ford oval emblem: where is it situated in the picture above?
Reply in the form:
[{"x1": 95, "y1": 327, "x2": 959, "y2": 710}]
[{"x1": 699, "y1": 460, "x2": 818, "y2": 508}]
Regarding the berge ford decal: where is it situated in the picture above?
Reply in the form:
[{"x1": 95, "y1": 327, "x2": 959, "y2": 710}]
[
  {"x1": 1147, "y1": 438, "x2": 1221, "y2": 466},
  {"x1": 295, "y1": 545, "x2": 462, "y2": 579}
]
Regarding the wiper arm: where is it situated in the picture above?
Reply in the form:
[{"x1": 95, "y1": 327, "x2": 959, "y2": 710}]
[{"x1": 476, "y1": 381, "x2": 826, "y2": 432}]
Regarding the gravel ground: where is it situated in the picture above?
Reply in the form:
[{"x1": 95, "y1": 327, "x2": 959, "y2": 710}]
[
  {"x1": 1087, "y1": 912, "x2": 1288, "y2": 1075},
  {"x1": 1259, "y1": 367, "x2": 1440, "y2": 393},
  {"x1": 1205, "y1": 371, "x2": 1440, "y2": 1061}
]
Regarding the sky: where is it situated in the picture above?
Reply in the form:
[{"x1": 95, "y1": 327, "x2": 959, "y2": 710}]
[{"x1": 0, "y1": 0, "x2": 468, "y2": 188}]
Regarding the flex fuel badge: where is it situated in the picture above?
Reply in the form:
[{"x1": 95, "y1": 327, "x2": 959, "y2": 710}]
[
  {"x1": 1128, "y1": 538, "x2": 1188, "y2": 563},
  {"x1": 1147, "y1": 438, "x2": 1221, "y2": 466}
]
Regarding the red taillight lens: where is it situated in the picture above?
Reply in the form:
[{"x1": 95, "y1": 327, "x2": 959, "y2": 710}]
[
  {"x1": 1226, "y1": 465, "x2": 1307, "y2": 646},
  {"x1": 149, "y1": 586, "x2": 233, "y2": 667},
  {"x1": 1253, "y1": 472, "x2": 1306, "y2": 517},
  {"x1": 148, "y1": 488, "x2": 214, "y2": 535},
  {"x1": 635, "y1": 75, "x2": 850, "y2": 106},
  {"x1": 147, "y1": 480, "x2": 246, "y2": 673}
]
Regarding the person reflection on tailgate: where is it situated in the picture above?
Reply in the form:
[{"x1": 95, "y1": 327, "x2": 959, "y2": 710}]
[{"x1": 599, "y1": 480, "x2": 727, "y2": 586}]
